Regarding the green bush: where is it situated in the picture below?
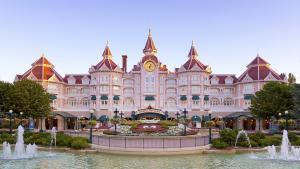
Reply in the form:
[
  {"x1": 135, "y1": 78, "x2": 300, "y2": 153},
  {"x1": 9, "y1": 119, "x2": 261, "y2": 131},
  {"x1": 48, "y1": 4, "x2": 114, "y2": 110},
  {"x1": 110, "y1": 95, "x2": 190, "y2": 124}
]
[
  {"x1": 70, "y1": 137, "x2": 89, "y2": 149},
  {"x1": 292, "y1": 139, "x2": 300, "y2": 146},
  {"x1": 259, "y1": 136, "x2": 281, "y2": 146},
  {"x1": 56, "y1": 133, "x2": 73, "y2": 147},
  {"x1": 0, "y1": 133, "x2": 15, "y2": 144},
  {"x1": 288, "y1": 132, "x2": 299, "y2": 143},
  {"x1": 250, "y1": 132, "x2": 265, "y2": 140},
  {"x1": 212, "y1": 138, "x2": 228, "y2": 149},
  {"x1": 103, "y1": 130, "x2": 118, "y2": 135},
  {"x1": 219, "y1": 129, "x2": 238, "y2": 146}
]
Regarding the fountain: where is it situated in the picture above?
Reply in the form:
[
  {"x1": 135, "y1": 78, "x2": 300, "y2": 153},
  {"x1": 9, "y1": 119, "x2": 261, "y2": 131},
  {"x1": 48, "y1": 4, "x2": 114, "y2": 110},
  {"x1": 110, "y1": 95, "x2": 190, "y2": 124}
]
[
  {"x1": 50, "y1": 127, "x2": 57, "y2": 147},
  {"x1": 235, "y1": 130, "x2": 252, "y2": 148},
  {"x1": 1, "y1": 125, "x2": 38, "y2": 159},
  {"x1": 266, "y1": 130, "x2": 300, "y2": 161}
]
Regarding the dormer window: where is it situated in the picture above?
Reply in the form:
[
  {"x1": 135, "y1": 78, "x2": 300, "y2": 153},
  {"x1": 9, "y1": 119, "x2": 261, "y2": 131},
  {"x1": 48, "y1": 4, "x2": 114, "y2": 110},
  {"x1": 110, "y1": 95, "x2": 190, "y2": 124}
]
[
  {"x1": 211, "y1": 77, "x2": 219, "y2": 84},
  {"x1": 82, "y1": 76, "x2": 90, "y2": 85},
  {"x1": 225, "y1": 76, "x2": 233, "y2": 84},
  {"x1": 68, "y1": 76, "x2": 76, "y2": 85}
]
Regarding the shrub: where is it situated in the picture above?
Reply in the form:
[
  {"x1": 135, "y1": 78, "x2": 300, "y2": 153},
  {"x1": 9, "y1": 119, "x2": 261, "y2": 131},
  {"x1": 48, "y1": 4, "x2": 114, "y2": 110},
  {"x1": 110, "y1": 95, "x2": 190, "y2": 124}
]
[
  {"x1": 212, "y1": 138, "x2": 228, "y2": 149},
  {"x1": 288, "y1": 132, "x2": 299, "y2": 143},
  {"x1": 259, "y1": 136, "x2": 281, "y2": 146},
  {"x1": 158, "y1": 120, "x2": 177, "y2": 127},
  {"x1": 70, "y1": 137, "x2": 89, "y2": 149},
  {"x1": 219, "y1": 129, "x2": 238, "y2": 146},
  {"x1": 0, "y1": 133, "x2": 15, "y2": 144},
  {"x1": 292, "y1": 139, "x2": 300, "y2": 146},
  {"x1": 56, "y1": 133, "x2": 73, "y2": 147},
  {"x1": 103, "y1": 130, "x2": 117, "y2": 135}
]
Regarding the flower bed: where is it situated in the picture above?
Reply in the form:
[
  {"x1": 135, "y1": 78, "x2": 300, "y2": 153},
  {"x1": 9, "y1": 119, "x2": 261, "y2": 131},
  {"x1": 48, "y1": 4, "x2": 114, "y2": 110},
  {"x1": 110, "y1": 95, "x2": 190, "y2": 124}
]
[{"x1": 132, "y1": 124, "x2": 167, "y2": 133}]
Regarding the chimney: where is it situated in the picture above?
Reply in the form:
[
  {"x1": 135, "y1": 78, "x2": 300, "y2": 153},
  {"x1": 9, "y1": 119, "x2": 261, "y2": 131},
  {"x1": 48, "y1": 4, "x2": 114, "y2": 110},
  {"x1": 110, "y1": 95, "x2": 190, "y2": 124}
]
[{"x1": 122, "y1": 55, "x2": 127, "y2": 73}]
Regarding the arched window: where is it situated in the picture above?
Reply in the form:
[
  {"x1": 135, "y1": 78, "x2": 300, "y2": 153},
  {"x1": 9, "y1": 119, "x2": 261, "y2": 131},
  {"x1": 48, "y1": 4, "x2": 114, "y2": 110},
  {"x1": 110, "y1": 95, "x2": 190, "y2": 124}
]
[
  {"x1": 210, "y1": 98, "x2": 220, "y2": 106},
  {"x1": 223, "y1": 98, "x2": 233, "y2": 106}
]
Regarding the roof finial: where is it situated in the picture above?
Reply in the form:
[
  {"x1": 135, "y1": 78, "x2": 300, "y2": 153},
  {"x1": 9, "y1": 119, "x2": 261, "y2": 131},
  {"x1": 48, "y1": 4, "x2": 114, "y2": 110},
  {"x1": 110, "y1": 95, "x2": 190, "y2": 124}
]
[
  {"x1": 148, "y1": 28, "x2": 152, "y2": 37},
  {"x1": 41, "y1": 53, "x2": 45, "y2": 57},
  {"x1": 192, "y1": 40, "x2": 195, "y2": 46},
  {"x1": 106, "y1": 40, "x2": 109, "y2": 47}
]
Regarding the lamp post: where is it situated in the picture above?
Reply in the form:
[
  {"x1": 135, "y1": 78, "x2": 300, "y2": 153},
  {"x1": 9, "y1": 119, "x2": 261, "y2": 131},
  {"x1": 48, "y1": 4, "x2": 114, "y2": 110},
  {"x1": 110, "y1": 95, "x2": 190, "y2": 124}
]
[
  {"x1": 175, "y1": 112, "x2": 180, "y2": 122},
  {"x1": 285, "y1": 110, "x2": 288, "y2": 131},
  {"x1": 278, "y1": 112, "x2": 282, "y2": 130},
  {"x1": 119, "y1": 111, "x2": 124, "y2": 119},
  {"x1": 164, "y1": 111, "x2": 168, "y2": 120},
  {"x1": 20, "y1": 112, "x2": 23, "y2": 127},
  {"x1": 40, "y1": 115, "x2": 44, "y2": 133},
  {"x1": 113, "y1": 108, "x2": 119, "y2": 134},
  {"x1": 89, "y1": 109, "x2": 95, "y2": 144},
  {"x1": 8, "y1": 110, "x2": 13, "y2": 133},
  {"x1": 208, "y1": 110, "x2": 212, "y2": 144},
  {"x1": 182, "y1": 108, "x2": 188, "y2": 136}
]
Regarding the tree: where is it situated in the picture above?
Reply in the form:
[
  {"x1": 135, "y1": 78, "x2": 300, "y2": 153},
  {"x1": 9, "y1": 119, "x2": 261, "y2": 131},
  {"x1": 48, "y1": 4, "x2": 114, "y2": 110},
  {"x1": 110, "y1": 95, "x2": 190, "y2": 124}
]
[
  {"x1": 288, "y1": 73, "x2": 296, "y2": 85},
  {"x1": 249, "y1": 82, "x2": 294, "y2": 119},
  {"x1": 0, "y1": 81, "x2": 13, "y2": 112},
  {"x1": 6, "y1": 80, "x2": 51, "y2": 118},
  {"x1": 293, "y1": 84, "x2": 300, "y2": 119}
]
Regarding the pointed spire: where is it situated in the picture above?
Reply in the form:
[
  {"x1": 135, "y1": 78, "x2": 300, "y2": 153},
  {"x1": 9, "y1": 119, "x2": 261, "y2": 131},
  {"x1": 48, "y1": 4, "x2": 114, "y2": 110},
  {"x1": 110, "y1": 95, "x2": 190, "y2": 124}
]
[
  {"x1": 102, "y1": 41, "x2": 112, "y2": 59},
  {"x1": 188, "y1": 40, "x2": 198, "y2": 59},
  {"x1": 143, "y1": 29, "x2": 157, "y2": 55}
]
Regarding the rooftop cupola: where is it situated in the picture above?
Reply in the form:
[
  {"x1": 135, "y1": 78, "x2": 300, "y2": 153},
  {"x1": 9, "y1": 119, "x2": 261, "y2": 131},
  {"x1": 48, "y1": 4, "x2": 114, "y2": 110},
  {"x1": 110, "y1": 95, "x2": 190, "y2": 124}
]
[{"x1": 143, "y1": 29, "x2": 157, "y2": 55}]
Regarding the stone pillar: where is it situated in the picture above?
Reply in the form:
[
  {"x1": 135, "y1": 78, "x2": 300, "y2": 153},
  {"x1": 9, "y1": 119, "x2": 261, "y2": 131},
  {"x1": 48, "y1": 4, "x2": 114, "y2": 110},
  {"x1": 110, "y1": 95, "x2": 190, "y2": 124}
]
[
  {"x1": 56, "y1": 116, "x2": 65, "y2": 131},
  {"x1": 237, "y1": 118, "x2": 244, "y2": 130}
]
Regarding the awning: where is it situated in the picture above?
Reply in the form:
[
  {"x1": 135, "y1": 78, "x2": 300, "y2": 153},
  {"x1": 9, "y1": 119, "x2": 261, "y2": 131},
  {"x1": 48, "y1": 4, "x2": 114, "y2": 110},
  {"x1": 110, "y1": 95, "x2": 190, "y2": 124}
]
[
  {"x1": 180, "y1": 95, "x2": 187, "y2": 101},
  {"x1": 204, "y1": 95, "x2": 209, "y2": 101},
  {"x1": 100, "y1": 95, "x2": 108, "y2": 100},
  {"x1": 244, "y1": 94, "x2": 254, "y2": 100},
  {"x1": 202, "y1": 115, "x2": 210, "y2": 122},
  {"x1": 223, "y1": 112, "x2": 254, "y2": 119},
  {"x1": 91, "y1": 95, "x2": 97, "y2": 100},
  {"x1": 191, "y1": 115, "x2": 201, "y2": 122},
  {"x1": 192, "y1": 95, "x2": 200, "y2": 100},
  {"x1": 145, "y1": 96, "x2": 155, "y2": 101},
  {"x1": 98, "y1": 115, "x2": 109, "y2": 123},
  {"x1": 53, "y1": 111, "x2": 76, "y2": 118},
  {"x1": 113, "y1": 95, "x2": 120, "y2": 100},
  {"x1": 49, "y1": 94, "x2": 57, "y2": 100}
]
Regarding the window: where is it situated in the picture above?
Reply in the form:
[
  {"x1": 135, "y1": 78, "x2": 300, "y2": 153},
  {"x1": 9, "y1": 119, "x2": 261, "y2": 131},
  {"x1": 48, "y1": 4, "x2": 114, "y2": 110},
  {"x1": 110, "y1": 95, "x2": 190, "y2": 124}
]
[
  {"x1": 191, "y1": 86, "x2": 200, "y2": 93},
  {"x1": 82, "y1": 99, "x2": 90, "y2": 107},
  {"x1": 244, "y1": 84, "x2": 254, "y2": 94},
  {"x1": 245, "y1": 100, "x2": 251, "y2": 106},
  {"x1": 193, "y1": 100, "x2": 200, "y2": 105},
  {"x1": 210, "y1": 98, "x2": 220, "y2": 106},
  {"x1": 68, "y1": 98, "x2": 76, "y2": 107},
  {"x1": 113, "y1": 100, "x2": 119, "y2": 105},
  {"x1": 101, "y1": 100, "x2": 108, "y2": 105},
  {"x1": 224, "y1": 98, "x2": 233, "y2": 106}
]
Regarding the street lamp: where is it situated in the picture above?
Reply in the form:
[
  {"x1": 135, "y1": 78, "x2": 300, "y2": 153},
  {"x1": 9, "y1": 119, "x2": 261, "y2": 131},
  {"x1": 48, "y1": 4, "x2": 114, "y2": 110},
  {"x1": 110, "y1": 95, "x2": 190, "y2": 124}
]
[
  {"x1": 20, "y1": 112, "x2": 23, "y2": 127},
  {"x1": 9, "y1": 110, "x2": 13, "y2": 133},
  {"x1": 119, "y1": 111, "x2": 124, "y2": 119},
  {"x1": 182, "y1": 108, "x2": 188, "y2": 136},
  {"x1": 89, "y1": 109, "x2": 95, "y2": 143},
  {"x1": 285, "y1": 110, "x2": 288, "y2": 131},
  {"x1": 175, "y1": 112, "x2": 180, "y2": 122},
  {"x1": 164, "y1": 111, "x2": 168, "y2": 120},
  {"x1": 113, "y1": 108, "x2": 119, "y2": 134},
  {"x1": 208, "y1": 110, "x2": 212, "y2": 144}
]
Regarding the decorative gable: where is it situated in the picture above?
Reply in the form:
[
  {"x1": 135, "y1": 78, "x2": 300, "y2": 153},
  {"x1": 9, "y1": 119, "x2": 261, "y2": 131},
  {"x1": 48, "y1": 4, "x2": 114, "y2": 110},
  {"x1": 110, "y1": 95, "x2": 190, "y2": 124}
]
[
  {"x1": 211, "y1": 76, "x2": 219, "y2": 84},
  {"x1": 27, "y1": 72, "x2": 37, "y2": 80},
  {"x1": 82, "y1": 76, "x2": 90, "y2": 85},
  {"x1": 242, "y1": 74, "x2": 253, "y2": 82},
  {"x1": 48, "y1": 74, "x2": 59, "y2": 82},
  {"x1": 225, "y1": 76, "x2": 233, "y2": 84},
  {"x1": 265, "y1": 72, "x2": 276, "y2": 81},
  {"x1": 68, "y1": 76, "x2": 76, "y2": 85}
]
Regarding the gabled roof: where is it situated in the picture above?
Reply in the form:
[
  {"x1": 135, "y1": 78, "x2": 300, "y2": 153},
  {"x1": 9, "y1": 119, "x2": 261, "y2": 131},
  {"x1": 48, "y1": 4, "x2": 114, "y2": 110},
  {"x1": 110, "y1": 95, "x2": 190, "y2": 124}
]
[
  {"x1": 247, "y1": 54, "x2": 269, "y2": 68},
  {"x1": 92, "y1": 43, "x2": 119, "y2": 71},
  {"x1": 143, "y1": 29, "x2": 157, "y2": 55},
  {"x1": 64, "y1": 74, "x2": 91, "y2": 84},
  {"x1": 181, "y1": 41, "x2": 209, "y2": 71},
  {"x1": 16, "y1": 54, "x2": 64, "y2": 82},
  {"x1": 209, "y1": 75, "x2": 238, "y2": 84},
  {"x1": 238, "y1": 54, "x2": 283, "y2": 82}
]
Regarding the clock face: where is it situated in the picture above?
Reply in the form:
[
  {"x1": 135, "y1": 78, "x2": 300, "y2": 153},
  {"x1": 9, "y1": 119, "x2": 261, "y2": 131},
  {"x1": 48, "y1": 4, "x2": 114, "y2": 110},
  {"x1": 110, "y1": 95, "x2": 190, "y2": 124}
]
[{"x1": 144, "y1": 60, "x2": 156, "y2": 72}]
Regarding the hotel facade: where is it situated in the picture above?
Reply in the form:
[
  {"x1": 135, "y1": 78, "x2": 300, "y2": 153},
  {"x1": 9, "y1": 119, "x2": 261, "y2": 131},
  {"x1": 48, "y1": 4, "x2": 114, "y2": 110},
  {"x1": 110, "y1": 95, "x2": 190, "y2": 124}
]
[{"x1": 15, "y1": 31, "x2": 287, "y2": 130}]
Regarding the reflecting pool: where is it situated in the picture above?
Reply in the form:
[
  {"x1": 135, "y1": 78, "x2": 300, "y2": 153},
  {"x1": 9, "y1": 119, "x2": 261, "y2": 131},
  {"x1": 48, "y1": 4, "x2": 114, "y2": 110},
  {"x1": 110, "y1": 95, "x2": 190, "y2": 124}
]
[{"x1": 0, "y1": 150, "x2": 299, "y2": 169}]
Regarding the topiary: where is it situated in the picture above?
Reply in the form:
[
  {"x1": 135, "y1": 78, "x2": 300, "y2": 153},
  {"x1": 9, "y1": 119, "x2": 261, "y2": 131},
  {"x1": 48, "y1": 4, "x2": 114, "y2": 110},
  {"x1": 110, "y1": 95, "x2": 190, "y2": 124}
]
[{"x1": 219, "y1": 129, "x2": 238, "y2": 146}]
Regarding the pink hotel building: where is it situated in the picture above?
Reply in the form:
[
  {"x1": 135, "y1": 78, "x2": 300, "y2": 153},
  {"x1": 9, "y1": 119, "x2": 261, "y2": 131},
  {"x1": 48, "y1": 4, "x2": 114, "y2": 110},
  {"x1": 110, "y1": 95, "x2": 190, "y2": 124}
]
[{"x1": 15, "y1": 31, "x2": 287, "y2": 131}]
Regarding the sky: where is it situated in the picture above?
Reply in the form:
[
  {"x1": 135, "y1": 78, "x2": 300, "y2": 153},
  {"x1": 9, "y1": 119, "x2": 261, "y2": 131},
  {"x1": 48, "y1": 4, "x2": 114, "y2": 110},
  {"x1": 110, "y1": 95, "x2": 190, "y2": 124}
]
[{"x1": 0, "y1": 0, "x2": 299, "y2": 82}]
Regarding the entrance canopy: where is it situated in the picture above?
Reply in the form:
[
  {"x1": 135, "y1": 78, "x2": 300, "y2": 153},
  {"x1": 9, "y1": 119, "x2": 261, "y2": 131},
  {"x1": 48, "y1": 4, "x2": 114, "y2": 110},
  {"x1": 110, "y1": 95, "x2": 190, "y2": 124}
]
[
  {"x1": 53, "y1": 111, "x2": 77, "y2": 119},
  {"x1": 135, "y1": 106, "x2": 165, "y2": 120},
  {"x1": 223, "y1": 112, "x2": 255, "y2": 120}
]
